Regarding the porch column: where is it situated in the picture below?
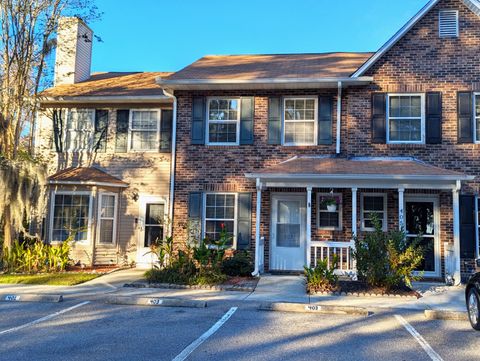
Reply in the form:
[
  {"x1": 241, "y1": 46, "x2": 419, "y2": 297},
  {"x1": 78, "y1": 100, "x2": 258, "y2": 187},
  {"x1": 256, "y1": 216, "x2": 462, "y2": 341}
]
[
  {"x1": 252, "y1": 178, "x2": 262, "y2": 276},
  {"x1": 306, "y1": 186, "x2": 312, "y2": 268},
  {"x1": 452, "y1": 184, "x2": 461, "y2": 285},
  {"x1": 351, "y1": 188, "x2": 358, "y2": 241},
  {"x1": 398, "y1": 188, "x2": 405, "y2": 231}
]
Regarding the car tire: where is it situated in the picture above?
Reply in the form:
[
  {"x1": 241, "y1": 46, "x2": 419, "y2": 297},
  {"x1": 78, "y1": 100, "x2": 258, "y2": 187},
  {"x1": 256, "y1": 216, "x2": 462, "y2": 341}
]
[{"x1": 467, "y1": 287, "x2": 480, "y2": 331}]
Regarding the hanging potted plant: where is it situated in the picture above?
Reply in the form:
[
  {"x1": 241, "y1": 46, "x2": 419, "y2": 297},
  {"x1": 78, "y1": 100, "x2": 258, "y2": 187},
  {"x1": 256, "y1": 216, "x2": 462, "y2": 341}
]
[{"x1": 321, "y1": 192, "x2": 340, "y2": 212}]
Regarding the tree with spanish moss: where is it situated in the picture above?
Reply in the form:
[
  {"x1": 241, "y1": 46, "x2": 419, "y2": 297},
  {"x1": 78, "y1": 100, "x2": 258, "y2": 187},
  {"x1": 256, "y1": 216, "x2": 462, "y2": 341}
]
[{"x1": 0, "y1": 0, "x2": 100, "y2": 250}]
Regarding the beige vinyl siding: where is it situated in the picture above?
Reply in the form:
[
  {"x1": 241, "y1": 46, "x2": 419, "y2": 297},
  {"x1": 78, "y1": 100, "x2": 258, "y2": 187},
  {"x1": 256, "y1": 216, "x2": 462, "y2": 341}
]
[{"x1": 36, "y1": 104, "x2": 171, "y2": 265}]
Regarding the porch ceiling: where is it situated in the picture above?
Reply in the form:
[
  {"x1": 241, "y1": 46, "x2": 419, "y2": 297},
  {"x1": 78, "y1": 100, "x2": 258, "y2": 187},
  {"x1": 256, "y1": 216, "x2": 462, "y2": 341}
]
[{"x1": 245, "y1": 156, "x2": 474, "y2": 190}]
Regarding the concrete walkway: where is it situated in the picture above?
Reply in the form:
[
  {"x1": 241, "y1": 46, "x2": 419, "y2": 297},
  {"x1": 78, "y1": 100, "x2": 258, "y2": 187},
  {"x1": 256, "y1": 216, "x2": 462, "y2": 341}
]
[{"x1": 0, "y1": 270, "x2": 468, "y2": 312}]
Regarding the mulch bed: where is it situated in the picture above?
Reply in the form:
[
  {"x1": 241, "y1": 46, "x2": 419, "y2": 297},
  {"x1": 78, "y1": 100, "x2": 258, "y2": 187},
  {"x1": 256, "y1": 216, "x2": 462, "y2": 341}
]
[
  {"x1": 65, "y1": 265, "x2": 121, "y2": 274},
  {"x1": 126, "y1": 276, "x2": 259, "y2": 292},
  {"x1": 310, "y1": 280, "x2": 421, "y2": 298},
  {"x1": 221, "y1": 276, "x2": 259, "y2": 289}
]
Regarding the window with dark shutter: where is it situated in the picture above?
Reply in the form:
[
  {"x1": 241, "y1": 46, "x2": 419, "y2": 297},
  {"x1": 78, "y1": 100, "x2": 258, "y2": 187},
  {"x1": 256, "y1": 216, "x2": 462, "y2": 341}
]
[
  {"x1": 460, "y1": 195, "x2": 476, "y2": 259},
  {"x1": 115, "y1": 109, "x2": 129, "y2": 152},
  {"x1": 457, "y1": 92, "x2": 473, "y2": 143},
  {"x1": 237, "y1": 193, "x2": 252, "y2": 250},
  {"x1": 240, "y1": 97, "x2": 254, "y2": 145},
  {"x1": 426, "y1": 92, "x2": 442, "y2": 144},
  {"x1": 191, "y1": 97, "x2": 206, "y2": 144},
  {"x1": 371, "y1": 93, "x2": 386, "y2": 143},
  {"x1": 318, "y1": 96, "x2": 333, "y2": 145},
  {"x1": 268, "y1": 97, "x2": 282, "y2": 145},
  {"x1": 160, "y1": 109, "x2": 173, "y2": 152},
  {"x1": 94, "y1": 109, "x2": 108, "y2": 152}
]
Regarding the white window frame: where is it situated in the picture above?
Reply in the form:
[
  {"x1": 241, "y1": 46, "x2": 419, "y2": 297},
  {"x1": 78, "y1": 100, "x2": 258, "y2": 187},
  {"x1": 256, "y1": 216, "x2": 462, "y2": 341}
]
[
  {"x1": 282, "y1": 96, "x2": 318, "y2": 146},
  {"x1": 65, "y1": 108, "x2": 96, "y2": 151},
  {"x1": 386, "y1": 93, "x2": 425, "y2": 144},
  {"x1": 127, "y1": 109, "x2": 161, "y2": 152},
  {"x1": 317, "y1": 193, "x2": 343, "y2": 231},
  {"x1": 49, "y1": 190, "x2": 93, "y2": 245},
  {"x1": 96, "y1": 192, "x2": 118, "y2": 246},
  {"x1": 206, "y1": 97, "x2": 241, "y2": 146},
  {"x1": 202, "y1": 192, "x2": 238, "y2": 249},
  {"x1": 473, "y1": 93, "x2": 480, "y2": 143},
  {"x1": 361, "y1": 193, "x2": 388, "y2": 232}
]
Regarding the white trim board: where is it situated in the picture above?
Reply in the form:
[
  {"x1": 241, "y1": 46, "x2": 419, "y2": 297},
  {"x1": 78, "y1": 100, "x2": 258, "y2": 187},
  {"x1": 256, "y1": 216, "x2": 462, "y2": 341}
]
[{"x1": 353, "y1": 0, "x2": 480, "y2": 77}]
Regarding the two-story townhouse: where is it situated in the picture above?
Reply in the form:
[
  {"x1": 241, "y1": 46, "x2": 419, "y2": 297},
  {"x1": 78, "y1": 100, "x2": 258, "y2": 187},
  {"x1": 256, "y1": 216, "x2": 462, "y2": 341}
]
[
  {"x1": 158, "y1": 0, "x2": 480, "y2": 283},
  {"x1": 35, "y1": 17, "x2": 174, "y2": 267}
]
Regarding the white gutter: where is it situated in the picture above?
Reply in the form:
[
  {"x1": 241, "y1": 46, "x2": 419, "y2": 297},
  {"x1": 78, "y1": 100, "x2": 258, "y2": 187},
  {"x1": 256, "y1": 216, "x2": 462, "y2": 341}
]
[
  {"x1": 252, "y1": 178, "x2": 262, "y2": 276},
  {"x1": 48, "y1": 180, "x2": 128, "y2": 188},
  {"x1": 244, "y1": 173, "x2": 475, "y2": 182},
  {"x1": 162, "y1": 88, "x2": 177, "y2": 237},
  {"x1": 39, "y1": 95, "x2": 171, "y2": 104},
  {"x1": 336, "y1": 81, "x2": 342, "y2": 154},
  {"x1": 157, "y1": 77, "x2": 373, "y2": 90}
]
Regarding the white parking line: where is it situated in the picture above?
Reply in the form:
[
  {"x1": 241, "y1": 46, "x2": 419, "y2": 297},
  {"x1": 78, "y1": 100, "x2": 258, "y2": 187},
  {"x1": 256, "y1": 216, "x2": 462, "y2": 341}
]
[
  {"x1": 0, "y1": 301, "x2": 90, "y2": 336},
  {"x1": 394, "y1": 314, "x2": 444, "y2": 361},
  {"x1": 172, "y1": 307, "x2": 238, "y2": 361}
]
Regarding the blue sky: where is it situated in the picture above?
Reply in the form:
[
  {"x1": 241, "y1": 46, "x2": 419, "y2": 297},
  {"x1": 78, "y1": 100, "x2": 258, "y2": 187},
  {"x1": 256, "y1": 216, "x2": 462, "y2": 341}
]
[{"x1": 90, "y1": 0, "x2": 428, "y2": 73}]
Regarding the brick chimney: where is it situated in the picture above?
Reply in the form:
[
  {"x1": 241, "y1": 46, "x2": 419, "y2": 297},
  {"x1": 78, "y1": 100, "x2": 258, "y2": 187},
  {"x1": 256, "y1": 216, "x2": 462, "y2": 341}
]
[{"x1": 54, "y1": 17, "x2": 93, "y2": 86}]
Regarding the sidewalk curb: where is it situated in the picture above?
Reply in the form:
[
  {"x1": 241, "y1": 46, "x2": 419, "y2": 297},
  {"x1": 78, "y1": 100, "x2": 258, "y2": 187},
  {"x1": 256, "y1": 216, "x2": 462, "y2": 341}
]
[
  {"x1": 259, "y1": 302, "x2": 370, "y2": 316},
  {"x1": 0, "y1": 293, "x2": 63, "y2": 303},
  {"x1": 424, "y1": 309, "x2": 468, "y2": 321},
  {"x1": 124, "y1": 282, "x2": 255, "y2": 293},
  {"x1": 105, "y1": 295, "x2": 207, "y2": 308}
]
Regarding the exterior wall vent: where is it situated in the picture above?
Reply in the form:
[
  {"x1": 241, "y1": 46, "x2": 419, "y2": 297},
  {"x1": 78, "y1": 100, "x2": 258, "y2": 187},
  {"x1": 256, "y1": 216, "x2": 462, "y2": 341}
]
[{"x1": 439, "y1": 10, "x2": 459, "y2": 38}]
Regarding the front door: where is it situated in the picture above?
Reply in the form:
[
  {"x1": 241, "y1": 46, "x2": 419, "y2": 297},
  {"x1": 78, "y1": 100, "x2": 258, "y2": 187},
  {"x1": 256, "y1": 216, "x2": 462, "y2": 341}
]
[
  {"x1": 405, "y1": 196, "x2": 440, "y2": 277},
  {"x1": 137, "y1": 196, "x2": 166, "y2": 268},
  {"x1": 271, "y1": 194, "x2": 306, "y2": 271}
]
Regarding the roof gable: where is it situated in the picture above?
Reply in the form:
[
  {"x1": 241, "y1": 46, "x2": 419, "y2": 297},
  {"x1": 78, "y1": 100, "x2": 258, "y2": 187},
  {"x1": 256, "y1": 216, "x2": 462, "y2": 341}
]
[{"x1": 352, "y1": 0, "x2": 480, "y2": 77}]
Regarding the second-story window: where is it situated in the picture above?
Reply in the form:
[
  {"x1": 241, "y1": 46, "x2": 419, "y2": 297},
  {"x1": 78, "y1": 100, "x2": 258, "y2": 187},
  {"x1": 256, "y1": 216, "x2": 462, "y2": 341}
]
[
  {"x1": 207, "y1": 98, "x2": 240, "y2": 145},
  {"x1": 66, "y1": 109, "x2": 95, "y2": 151},
  {"x1": 387, "y1": 94, "x2": 425, "y2": 144},
  {"x1": 129, "y1": 110, "x2": 160, "y2": 151},
  {"x1": 283, "y1": 97, "x2": 317, "y2": 145}
]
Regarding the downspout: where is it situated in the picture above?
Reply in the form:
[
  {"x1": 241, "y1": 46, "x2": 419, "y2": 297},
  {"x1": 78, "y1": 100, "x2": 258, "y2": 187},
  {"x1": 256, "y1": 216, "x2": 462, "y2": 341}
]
[
  {"x1": 162, "y1": 88, "x2": 177, "y2": 236},
  {"x1": 252, "y1": 178, "x2": 262, "y2": 276},
  {"x1": 336, "y1": 81, "x2": 342, "y2": 154}
]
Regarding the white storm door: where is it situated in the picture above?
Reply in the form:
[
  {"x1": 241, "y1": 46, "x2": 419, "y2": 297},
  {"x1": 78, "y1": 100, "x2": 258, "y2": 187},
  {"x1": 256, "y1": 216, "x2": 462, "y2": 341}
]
[{"x1": 271, "y1": 194, "x2": 306, "y2": 271}]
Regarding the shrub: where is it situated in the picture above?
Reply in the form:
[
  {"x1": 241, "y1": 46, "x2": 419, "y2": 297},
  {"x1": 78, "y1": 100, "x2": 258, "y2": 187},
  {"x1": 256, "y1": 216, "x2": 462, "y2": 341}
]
[
  {"x1": 353, "y1": 218, "x2": 424, "y2": 290},
  {"x1": 2, "y1": 238, "x2": 72, "y2": 274},
  {"x1": 304, "y1": 255, "x2": 339, "y2": 294},
  {"x1": 221, "y1": 251, "x2": 254, "y2": 277}
]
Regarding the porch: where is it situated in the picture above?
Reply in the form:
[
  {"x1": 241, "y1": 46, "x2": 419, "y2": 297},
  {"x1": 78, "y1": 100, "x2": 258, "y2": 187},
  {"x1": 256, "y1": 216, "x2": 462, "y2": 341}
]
[{"x1": 246, "y1": 156, "x2": 474, "y2": 285}]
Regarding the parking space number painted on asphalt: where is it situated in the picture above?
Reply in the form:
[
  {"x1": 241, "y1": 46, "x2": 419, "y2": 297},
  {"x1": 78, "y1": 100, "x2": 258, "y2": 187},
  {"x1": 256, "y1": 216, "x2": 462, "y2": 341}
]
[
  {"x1": 4, "y1": 295, "x2": 20, "y2": 302},
  {"x1": 305, "y1": 305, "x2": 322, "y2": 312}
]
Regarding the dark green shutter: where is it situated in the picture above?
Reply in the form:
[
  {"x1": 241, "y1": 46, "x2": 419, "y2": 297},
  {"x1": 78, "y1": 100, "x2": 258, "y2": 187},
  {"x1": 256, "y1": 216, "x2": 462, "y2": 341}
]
[
  {"x1": 426, "y1": 92, "x2": 442, "y2": 144},
  {"x1": 52, "y1": 109, "x2": 65, "y2": 152},
  {"x1": 371, "y1": 93, "x2": 386, "y2": 143},
  {"x1": 191, "y1": 97, "x2": 206, "y2": 144},
  {"x1": 318, "y1": 96, "x2": 333, "y2": 145},
  {"x1": 458, "y1": 92, "x2": 473, "y2": 143},
  {"x1": 268, "y1": 97, "x2": 282, "y2": 144},
  {"x1": 240, "y1": 97, "x2": 254, "y2": 145},
  {"x1": 460, "y1": 195, "x2": 476, "y2": 259},
  {"x1": 188, "y1": 192, "x2": 203, "y2": 237},
  {"x1": 94, "y1": 109, "x2": 108, "y2": 152},
  {"x1": 160, "y1": 109, "x2": 173, "y2": 152},
  {"x1": 237, "y1": 193, "x2": 252, "y2": 250},
  {"x1": 188, "y1": 192, "x2": 203, "y2": 221},
  {"x1": 115, "y1": 109, "x2": 129, "y2": 152}
]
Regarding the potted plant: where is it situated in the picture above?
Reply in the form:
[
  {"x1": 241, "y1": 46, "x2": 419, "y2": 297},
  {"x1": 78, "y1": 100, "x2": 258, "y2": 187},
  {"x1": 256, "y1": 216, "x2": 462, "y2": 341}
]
[{"x1": 321, "y1": 193, "x2": 340, "y2": 212}]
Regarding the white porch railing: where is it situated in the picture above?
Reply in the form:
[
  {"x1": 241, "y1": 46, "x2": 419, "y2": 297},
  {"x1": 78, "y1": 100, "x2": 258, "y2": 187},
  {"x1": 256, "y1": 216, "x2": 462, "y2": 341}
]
[{"x1": 311, "y1": 241, "x2": 355, "y2": 273}]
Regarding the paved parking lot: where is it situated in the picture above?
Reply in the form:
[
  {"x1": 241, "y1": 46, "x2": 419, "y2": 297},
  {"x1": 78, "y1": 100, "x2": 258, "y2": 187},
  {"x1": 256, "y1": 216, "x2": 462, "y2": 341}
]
[{"x1": 0, "y1": 296, "x2": 478, "y2": 361}]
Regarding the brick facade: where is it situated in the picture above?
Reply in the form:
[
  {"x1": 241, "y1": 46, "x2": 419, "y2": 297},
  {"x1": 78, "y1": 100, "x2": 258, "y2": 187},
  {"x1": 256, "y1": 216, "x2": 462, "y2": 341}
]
[{"x1": 172, "y1": 0, "x2": 479, "y2": 279}]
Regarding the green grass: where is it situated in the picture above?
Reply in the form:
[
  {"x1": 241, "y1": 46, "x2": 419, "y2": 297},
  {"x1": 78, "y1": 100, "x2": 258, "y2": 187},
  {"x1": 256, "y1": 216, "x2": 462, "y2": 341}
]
[{"x1": 0, "y1": 273, "x2": 101, "y2": 286}]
